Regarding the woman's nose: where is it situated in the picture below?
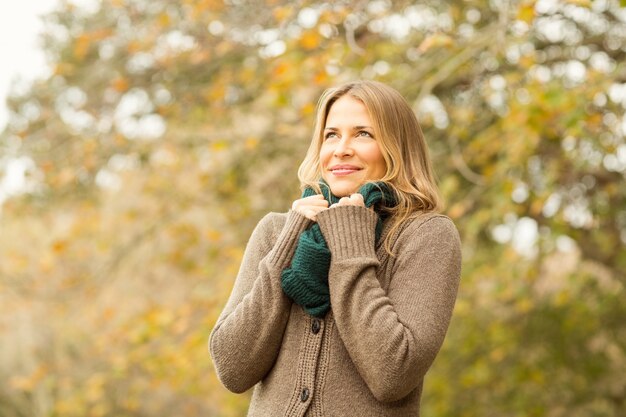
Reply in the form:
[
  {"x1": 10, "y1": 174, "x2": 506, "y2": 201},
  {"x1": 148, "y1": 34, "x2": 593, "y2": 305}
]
[{"x1": 333, "y1": 137, "x2": 354, "y2": 157}]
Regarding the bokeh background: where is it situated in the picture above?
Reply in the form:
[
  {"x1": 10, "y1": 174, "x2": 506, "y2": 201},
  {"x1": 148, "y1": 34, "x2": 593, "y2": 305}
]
[{"x1": 1, "y1": 0, "x2": 626, "y2": 416}]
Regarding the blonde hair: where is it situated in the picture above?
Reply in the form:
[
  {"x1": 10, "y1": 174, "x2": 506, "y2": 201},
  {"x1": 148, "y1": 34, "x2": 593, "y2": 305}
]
[{"x1": 298, "y1": 80, "x2": 442, "y2": 254}]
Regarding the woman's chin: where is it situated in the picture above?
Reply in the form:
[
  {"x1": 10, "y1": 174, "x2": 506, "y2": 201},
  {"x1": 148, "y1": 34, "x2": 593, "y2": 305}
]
[
  {"x1": 327, "y1": 183, "x2": 360, "y2": 197},
  {"x1": 322, "y1": 174, "x2": 367, "y2": 197}
]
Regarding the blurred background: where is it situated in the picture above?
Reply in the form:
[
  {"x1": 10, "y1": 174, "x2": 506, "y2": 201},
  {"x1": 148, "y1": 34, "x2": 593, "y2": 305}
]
[{"x1": 1, "y1": 0, "x2": 625, "y2": 416}]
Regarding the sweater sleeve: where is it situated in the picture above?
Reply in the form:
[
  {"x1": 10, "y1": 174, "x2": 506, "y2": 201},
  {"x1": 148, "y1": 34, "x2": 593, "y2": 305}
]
[
  {"x1": 209, "y1": 210, "x2": 312, "y2": 393},
  {"x1": 316, "y1": 206, "x2": 462, "y2": 403}
]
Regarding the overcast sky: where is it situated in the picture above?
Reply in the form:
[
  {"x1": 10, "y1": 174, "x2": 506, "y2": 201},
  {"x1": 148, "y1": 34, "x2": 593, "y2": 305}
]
[{"x1": 0, "y1": 0, "x2": 59, "y2": 131}]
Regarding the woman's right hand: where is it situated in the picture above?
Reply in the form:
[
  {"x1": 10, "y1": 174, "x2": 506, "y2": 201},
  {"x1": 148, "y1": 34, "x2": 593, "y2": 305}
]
[{"x1": 291, "y1": 194, "x2": 329, "y2": 221}]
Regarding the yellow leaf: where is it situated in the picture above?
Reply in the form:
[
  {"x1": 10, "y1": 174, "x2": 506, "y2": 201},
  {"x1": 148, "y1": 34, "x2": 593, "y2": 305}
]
[
  {"x1": 86, "y1": 373, "x2": 106, "y2": 402},
  {"x1": 555, "y1": 290, "x2": 570, "y2": 306},
  {"x1": 127, "y1": 40, "x2": 142, "y2": 53},
  {"x1": 565, "y1": 0, "x2": 591, "y2": 6},
  {"x1": 91, "y1": 28, "x2": 113, "y2": 41},
  {"x1": 39, "y1": 252, "x2": 54, "y2": 272},
  {"x1": 74, "y1": 34, "x2": 91, "y2": 59},
  {"x1": 52, "y1": 240, "x2": 68, "y2": 253},
  {"x1": 489, "y1": 347, "x2": 505, "y2": 362},
  {"x1": 9, "y1": 366, "x2": 48, "y2": 392},
  {"x1": 447, "y1": 202, "x2": 467, "y2": 219},
  {"x1": 530, "y1": 199, "x2": 543, "y2": 216},
  {"x1": 273, "y1": 62, "x2": 290, "y2": 77},
  {"x1": 206, "y1": 84, "x2": 225, "y2": 102},
  {"x1": 190, "y1": 49, "x2": 211, "y2": 65},
  {"x1": 300, "y1": 102, "x2": 315, "y2": 116},
  {"x1": 273, "y1": 5, "x2": 294, "y2": 22},
  {"x1": 195, "y1": 0, "x2": 225, "y2": 14},
  {"x1": 314, "y1": 71, "x2": 328, "y2": 85},
  {"x1": 206, "y1": 230, "x2": 222, "y2": 242},
  {"x1": 300, "y1": 31, "x2": 321, "y2": 50},
  {"x1": 211, "y1": 140, "x2": 228, "y2": 152},
  {"x1": 245, "y1": 137, "x2": 259, "y2": 150},
  {"x1": 158, "y1": 11, "x2": 170, "y2": 27},
  {"x1": 517, "y1": 0, "x2": 536, "y2": 24},
  {"x1": 9, "y1": 376, "x2": 33, "y2": 391},
  {"x1": 515, "y1": 297, "x2": 532, "y2": 313},
  {"x1": 417, "y1": 33, "x2": 453, "y2": 53},
  {"x1": 102, "y1": 307, "x2": 115, "y2": 320}
]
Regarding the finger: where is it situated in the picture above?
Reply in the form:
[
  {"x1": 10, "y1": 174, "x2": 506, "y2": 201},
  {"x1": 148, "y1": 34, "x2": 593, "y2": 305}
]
[
  {"x1": 293, "y1": 201, "x2": 327, "y2": 210},
  {"x1": 306, "y1": 206, "x2": 328, "y2": 216},
  {"x1": 307, "y1": 206, "x2": 328, "y2": 220},
  {"x1": 350, "y1": 193, "x2": 365, "y2": 206},
  {"x1": 302, "y1": 194, "x2": 326, "y2": 202},
  {"x1": 331, "y1": 197, "x2": 348, "y2": 207},
  {"x1": 308, "y1": 199, "x2": 329, "y2": 207},
  {"x1": 293, "y1": 195, "x2": 328, "y2": 209},
  {"x1": 313, "y1": 205, "x2": 329, "y2": 213},
  {"x1": 295, "y1": 204, "x2": 327, "y2": 218},
  {"x1": 338, "y1": 197, "x2": 351, "y2": 205}
]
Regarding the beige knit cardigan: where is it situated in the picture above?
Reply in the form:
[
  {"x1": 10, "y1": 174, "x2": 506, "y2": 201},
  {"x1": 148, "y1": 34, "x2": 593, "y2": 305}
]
[{"x1": 209, "y1": 205, "x2": 462, "y2": 416}]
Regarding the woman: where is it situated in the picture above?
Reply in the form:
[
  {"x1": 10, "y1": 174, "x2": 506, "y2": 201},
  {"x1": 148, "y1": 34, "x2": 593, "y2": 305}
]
[{"x1": 209, "y1": 80, "x2": 462, "y2": 416}]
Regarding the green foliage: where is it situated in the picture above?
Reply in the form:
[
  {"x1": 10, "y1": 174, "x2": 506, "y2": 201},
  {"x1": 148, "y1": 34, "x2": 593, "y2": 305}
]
[{"x1": 1, "y1": 0, "x2": 625, "y2": 415}]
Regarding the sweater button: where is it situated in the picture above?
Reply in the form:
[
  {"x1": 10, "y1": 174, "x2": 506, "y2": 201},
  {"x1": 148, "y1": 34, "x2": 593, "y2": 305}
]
[
  {"x1": 300, "y1": 387, "x2": 310, "y2": 402},
  {"x1": 311, "y1": 319, "x2": 321, "y2": 334}
]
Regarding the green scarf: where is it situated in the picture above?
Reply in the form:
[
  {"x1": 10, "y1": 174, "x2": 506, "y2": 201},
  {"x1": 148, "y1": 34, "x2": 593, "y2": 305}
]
[{"x1": 281, "y1": 181, "x2": 396, "y2": 318}]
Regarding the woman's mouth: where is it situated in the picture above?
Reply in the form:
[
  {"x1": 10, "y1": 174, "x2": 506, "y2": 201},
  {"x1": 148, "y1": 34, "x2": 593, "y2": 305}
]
[{"x1": 330, "y1": 166, "x2": 362, "y2": 176}]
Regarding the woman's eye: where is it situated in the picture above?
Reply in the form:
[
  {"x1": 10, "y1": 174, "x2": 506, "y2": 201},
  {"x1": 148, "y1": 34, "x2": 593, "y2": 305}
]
[
  {"x1": 325, "y1": 132, "x2": 338, "y2": 140},
  {"x1": 357, "y1": 131, "x2": 373, "y2": 138}
]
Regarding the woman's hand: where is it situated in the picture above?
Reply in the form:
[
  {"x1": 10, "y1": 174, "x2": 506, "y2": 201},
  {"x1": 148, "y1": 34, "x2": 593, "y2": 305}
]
[
  {"x1": 329, "y1": 193, "x2": 365, "y2": 208},
  {"x1": 292, "y1": 194, "x2": 329, "y2": 221}
]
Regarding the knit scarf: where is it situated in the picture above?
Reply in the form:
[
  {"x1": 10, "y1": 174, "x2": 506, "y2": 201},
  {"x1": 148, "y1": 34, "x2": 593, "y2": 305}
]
[{"x1": 281, "y1": 181, "x2": 396, "y2": 318}]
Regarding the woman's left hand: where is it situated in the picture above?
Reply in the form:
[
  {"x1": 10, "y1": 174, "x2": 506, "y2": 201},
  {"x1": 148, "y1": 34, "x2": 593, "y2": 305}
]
[{"x1": 329, "y1": 193, "x2": 365, "y2": 208}]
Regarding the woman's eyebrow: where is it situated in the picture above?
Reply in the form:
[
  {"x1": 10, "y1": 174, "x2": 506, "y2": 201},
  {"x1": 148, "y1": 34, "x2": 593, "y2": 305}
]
[{"x1": 324, "y1": 125, "x2": 373, "y2": 130}]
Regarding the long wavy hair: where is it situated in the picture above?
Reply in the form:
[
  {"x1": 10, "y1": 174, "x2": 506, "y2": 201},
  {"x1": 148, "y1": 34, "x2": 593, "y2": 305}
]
[{"x1": 298, "y1": 80, "x2": 442, "y2": 254}]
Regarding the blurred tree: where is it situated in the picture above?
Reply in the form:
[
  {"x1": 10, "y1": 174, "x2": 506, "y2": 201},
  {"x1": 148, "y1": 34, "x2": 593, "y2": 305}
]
[{"x1": 0, "y1": 0, "x2": 625, "y2": 416}]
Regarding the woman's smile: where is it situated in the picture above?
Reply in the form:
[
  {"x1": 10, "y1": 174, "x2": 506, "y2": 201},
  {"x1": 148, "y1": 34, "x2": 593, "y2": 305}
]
[{"x1": 329, "y1": 164, "x2": 363, "y2": 176}]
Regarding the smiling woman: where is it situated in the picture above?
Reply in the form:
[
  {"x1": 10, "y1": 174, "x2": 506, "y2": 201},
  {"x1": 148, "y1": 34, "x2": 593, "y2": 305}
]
[{"x1": 209, "y1": 80, "x2": 462, "y2": 417}]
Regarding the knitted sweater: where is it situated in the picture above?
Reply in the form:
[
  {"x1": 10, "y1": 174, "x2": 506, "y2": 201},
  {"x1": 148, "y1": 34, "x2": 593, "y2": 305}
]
[{"x1": 209, "y1": 206, "x2": 462, "y2": 416}]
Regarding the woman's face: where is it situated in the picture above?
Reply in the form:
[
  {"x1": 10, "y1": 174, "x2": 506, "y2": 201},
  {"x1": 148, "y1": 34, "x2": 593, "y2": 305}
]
[{"x1": 320, "y1": 95, "x2": 386, "y2": 197}]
